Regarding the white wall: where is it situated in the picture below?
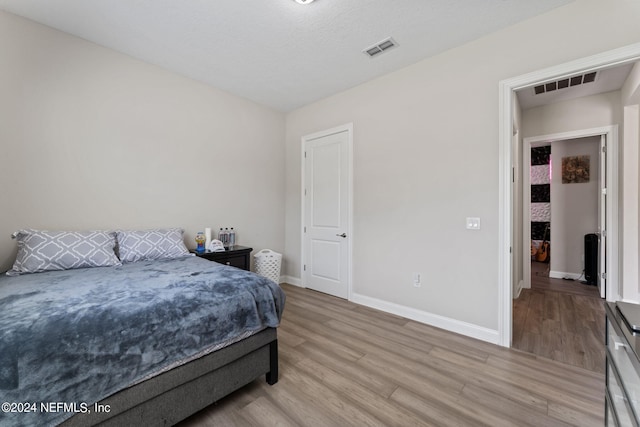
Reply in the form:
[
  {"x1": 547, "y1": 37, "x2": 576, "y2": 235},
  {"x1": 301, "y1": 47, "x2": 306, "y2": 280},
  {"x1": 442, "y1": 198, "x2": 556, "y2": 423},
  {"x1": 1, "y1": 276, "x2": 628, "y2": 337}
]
[
  {"x1": 621, "y1": 62, "x2": 640, "y2": 301},
  {"x1": 284, "y1": 0, "x2": 640, "y2": 336},
  {"x1": 0, "y1": 11, "x2": 286, "y2": 273},
  {"x1": 521, "y1": 91, "x2": 623, "y2": 137},
  {"x1": 622, "y1": 104, "x2": 640, "y2": 301},
  {"x1": 549, "y1": 137, "x2": 600, "y2": 278}
]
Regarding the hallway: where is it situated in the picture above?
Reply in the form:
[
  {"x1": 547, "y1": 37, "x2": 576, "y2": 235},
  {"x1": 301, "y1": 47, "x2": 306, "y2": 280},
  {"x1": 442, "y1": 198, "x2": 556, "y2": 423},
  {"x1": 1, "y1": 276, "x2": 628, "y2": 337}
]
[{"x1": 512, "y1": 262, "x2": 605, "y2": 373}]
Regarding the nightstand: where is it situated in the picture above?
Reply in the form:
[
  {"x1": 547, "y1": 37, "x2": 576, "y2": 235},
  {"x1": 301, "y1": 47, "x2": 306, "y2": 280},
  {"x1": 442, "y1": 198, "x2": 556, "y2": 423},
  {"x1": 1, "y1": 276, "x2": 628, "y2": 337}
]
[{"x1": 192, "y1": 246, "x2": 253, "y2": 271}]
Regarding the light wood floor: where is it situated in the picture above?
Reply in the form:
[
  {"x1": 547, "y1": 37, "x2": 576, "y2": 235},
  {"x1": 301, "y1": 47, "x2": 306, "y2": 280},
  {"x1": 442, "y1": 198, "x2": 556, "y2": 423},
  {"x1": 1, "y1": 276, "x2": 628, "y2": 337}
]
[
  {"x1": 512, "y1": 262, "x2": 605, "y2": 374},
  {"x1": 179, "y1": 282, "x2": 604, "y2": 427}
]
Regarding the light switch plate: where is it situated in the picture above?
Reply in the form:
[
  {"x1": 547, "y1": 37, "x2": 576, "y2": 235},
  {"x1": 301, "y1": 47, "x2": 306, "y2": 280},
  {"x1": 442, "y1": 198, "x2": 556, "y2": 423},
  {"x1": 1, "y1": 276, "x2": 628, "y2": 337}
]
[{"x1": 466, "y1": 217, "x2": 481, "y2": 230}]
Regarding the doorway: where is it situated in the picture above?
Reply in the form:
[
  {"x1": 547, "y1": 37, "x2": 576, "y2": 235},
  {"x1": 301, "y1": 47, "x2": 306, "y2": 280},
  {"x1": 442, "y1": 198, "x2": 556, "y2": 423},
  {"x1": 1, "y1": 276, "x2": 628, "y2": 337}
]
[
  {"x1": 301, "y1": 123, "x2": 353, "y2": 299},
  {"x1": 497, "y1": 43, "x2": 640, "y2": 347},
  {"x1": 521, "y1": 131, "x2": 613, "y2": 296}
]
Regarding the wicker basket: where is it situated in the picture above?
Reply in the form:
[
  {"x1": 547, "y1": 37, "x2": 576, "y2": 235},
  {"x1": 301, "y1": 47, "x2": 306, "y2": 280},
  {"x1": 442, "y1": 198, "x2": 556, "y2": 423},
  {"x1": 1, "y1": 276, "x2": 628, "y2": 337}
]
[{"x1": 254, "y1": 249, "x2": 282, "y2": 284}]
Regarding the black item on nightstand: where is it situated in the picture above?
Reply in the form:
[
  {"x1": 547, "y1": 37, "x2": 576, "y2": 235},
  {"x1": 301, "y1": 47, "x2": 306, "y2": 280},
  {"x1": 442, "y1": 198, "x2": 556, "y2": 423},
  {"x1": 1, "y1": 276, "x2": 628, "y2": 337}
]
[{"x1": 191, "y1": 246, "x2": 253, "y2": 271}]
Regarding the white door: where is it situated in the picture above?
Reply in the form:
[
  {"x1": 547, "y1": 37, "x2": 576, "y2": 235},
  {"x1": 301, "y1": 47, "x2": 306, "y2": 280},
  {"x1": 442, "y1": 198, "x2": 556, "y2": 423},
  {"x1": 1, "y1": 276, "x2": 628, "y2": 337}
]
[
  {"x1": 598, "y1": 134, "x2": 607, "y2": 298},
  {"x1": 303, "y1": 127, "x2": 351, "y2": 299}
]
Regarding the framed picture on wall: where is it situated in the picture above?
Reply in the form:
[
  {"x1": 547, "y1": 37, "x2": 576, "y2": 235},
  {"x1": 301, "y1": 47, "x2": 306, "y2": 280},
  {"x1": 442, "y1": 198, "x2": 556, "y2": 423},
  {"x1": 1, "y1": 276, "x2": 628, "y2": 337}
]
[{"x1": 561, "y1": 155, "x2": 590, "y2": 184}]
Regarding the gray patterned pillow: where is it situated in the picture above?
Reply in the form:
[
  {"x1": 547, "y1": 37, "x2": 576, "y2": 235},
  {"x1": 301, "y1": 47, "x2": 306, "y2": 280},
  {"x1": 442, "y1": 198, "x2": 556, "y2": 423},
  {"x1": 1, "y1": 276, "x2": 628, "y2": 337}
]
[
  {"x1": 116, "y1": 228, "x2": 190, "y2": 263},
  {"x1": 7, "y1": 229, "x2": 121, "y2": 276}
]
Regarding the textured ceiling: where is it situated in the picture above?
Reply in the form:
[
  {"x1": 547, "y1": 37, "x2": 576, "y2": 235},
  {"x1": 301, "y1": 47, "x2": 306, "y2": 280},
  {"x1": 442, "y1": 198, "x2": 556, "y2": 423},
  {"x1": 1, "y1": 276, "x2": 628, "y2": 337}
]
[{"x1": 0, "y1": 0, "x2": 573, "y2": 112}]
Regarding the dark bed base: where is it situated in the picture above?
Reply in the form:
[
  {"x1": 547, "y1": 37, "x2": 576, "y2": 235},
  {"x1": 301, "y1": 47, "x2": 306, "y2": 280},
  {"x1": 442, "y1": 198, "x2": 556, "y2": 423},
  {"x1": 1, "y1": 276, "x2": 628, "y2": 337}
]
[{"x1": 61, "y1": 328, "x2": 278, "y2": 427}]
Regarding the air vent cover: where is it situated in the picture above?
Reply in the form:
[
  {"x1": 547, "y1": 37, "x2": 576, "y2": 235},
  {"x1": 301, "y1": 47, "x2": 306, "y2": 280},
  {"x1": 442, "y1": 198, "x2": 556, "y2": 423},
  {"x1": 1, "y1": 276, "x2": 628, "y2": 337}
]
[
  {"x1": 363, "y1": 37, "x2": 398, "y2": 58},
  {"x1": 534, "y1": 71, "x2": 598, "y2": 95}
]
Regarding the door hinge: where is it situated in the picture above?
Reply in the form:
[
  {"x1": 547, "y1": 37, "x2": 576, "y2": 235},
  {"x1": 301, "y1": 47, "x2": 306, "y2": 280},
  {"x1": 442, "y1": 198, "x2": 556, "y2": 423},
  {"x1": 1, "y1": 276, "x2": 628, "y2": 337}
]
[
  {"x1": 602, "y1": 272, "x2": 607, "y2": 280},
  {"x1": 304, "y1": 151, "x2": 307, "y2": 158},
  {"x1": 602, "y1": 145, "x2": 607, "y2": 153},
  {"x1": 602, "y1": 229, "x2": 606, "y2": 237},
  {"x1": 512, "y1": 167, "x2": 515, "y2": 183},
  {"x1": 304, "y1": 226, "x2": 306, "y2": 233},
  {"x1": 304, "y1": 265, "x2": 306, "y2": 271}
]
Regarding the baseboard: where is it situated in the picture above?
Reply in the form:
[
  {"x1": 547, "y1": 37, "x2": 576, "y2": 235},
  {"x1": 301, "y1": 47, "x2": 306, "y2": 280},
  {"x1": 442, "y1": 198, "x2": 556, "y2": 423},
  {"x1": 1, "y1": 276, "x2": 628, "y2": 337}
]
[
  {"x1": 279, "y1": 281, "x2": 499, "y2": 344},
  {"x1": 514, "y1": 279, "x2": 524, "y2": 299},
  {"x1": 549, "y1": 270, "x2": 582, "y2": 280},
  {"x1": 279, "y1": 275, "x2": 302, "y2": 287},
  {"x1": 350, "y1": 292, "x2": 500, "y2": 345}
]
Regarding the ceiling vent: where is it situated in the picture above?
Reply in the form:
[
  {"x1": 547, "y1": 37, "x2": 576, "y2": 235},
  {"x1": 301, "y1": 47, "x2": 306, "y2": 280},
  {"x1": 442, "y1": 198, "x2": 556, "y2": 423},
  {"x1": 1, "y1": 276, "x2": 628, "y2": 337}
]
[
  {"x1": 533, "y1": 71, "x2": 597, "y2": 95},
  {"x1": 363, "y1": 37, "x2": 397, "y2": 58}
]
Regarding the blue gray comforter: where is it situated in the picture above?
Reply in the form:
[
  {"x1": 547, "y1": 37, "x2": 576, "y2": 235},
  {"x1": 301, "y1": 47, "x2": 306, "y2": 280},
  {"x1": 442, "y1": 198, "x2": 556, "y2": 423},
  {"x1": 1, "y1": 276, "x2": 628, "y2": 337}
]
[{"x1": 0, "y1": 256, "x2": 285, "y2": 427}]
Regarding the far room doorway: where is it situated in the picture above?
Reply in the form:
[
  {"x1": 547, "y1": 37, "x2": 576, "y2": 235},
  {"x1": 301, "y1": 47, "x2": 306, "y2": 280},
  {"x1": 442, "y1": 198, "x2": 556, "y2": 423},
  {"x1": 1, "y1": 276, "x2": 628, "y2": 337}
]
[{"x1": 523, "y1": 133, "x2": 608, "y2": 296}]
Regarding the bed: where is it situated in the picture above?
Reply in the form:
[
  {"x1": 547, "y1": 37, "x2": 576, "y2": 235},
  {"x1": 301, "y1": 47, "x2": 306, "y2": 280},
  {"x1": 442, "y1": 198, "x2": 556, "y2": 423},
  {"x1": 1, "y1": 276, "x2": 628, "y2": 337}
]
[{"x1": 0, "y1": 230, "x2": 285, "y2": 427}]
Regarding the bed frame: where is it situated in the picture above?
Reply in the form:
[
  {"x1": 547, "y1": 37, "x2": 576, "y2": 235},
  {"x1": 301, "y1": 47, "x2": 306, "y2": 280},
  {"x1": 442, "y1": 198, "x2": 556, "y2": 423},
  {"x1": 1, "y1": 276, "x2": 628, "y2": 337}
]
[{"x1": 61, "y1": 328, "x2": 278, "y2": 426}]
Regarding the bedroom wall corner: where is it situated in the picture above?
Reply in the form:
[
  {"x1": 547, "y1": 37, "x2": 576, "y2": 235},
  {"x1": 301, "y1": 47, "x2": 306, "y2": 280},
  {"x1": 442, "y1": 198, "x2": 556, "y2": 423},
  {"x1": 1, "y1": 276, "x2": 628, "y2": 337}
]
[
  {"x1": 0, "y1": 11, "x2": 287, "y2": 273},
  {"x1": 284, "y1": 0, "x2": 640, "y2": 336}
]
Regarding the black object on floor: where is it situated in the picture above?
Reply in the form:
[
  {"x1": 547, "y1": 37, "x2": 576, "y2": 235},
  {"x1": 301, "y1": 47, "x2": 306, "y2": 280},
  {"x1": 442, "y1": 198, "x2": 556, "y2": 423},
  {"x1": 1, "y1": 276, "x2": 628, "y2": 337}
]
[{"x1": 584, "y1": 233, "x2": 598, "y2": 286}]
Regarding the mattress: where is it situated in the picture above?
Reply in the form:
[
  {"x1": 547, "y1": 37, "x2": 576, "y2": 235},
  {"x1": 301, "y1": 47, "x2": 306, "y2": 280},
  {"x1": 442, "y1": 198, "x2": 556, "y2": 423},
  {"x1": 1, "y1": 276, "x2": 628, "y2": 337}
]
[{"x1": 0, "y1": 256, "x2": 285, "y2": 427}]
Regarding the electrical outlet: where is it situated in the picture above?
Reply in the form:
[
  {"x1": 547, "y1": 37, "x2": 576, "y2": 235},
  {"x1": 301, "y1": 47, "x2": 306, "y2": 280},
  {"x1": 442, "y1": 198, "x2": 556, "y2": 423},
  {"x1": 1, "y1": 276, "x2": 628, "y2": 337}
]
[{"x1": 466, "y1": 217, "x2": 481, "y2": 230}]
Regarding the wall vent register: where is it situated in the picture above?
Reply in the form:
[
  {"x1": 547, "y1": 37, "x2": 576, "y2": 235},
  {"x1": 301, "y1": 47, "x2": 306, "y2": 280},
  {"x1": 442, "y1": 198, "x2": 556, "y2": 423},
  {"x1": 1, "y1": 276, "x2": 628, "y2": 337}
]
[
  {"x1": 533, "y1": 72, "x2": 597, "y2": 95},
  {"x1": 363, "y1": 37, "x2": 398, "y2": 58}
]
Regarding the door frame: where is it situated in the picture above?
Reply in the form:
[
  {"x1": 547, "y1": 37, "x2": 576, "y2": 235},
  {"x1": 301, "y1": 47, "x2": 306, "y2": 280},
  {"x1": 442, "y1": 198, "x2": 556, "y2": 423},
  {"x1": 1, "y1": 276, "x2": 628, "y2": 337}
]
[
  {"x1": 300, "y1": 123, "x2": 354, "y2": 299},
  {"x1": 521, "y1": 127, "x2": 618, "y2": 297},
  {"x1": 498, "y1": 42, "x2": 640, "y2": 347}
]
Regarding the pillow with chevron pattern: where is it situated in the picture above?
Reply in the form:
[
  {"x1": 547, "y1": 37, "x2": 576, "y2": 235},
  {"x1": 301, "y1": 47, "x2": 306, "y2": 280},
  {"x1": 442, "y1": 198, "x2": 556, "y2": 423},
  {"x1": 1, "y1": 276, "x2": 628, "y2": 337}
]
[
  {"x1": 115, "y1": 228, "x2": 190, "y2": 263},
  {"x1": 6, "y1": 229, "x2": 121, "y2": 276}
]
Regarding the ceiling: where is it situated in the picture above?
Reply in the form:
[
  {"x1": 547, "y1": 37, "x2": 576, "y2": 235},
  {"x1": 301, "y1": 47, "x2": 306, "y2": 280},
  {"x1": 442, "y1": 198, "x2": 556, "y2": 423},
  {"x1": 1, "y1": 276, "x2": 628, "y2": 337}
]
[{"x1": 0, "y1": 0, "x2": 574, "y2": 112}]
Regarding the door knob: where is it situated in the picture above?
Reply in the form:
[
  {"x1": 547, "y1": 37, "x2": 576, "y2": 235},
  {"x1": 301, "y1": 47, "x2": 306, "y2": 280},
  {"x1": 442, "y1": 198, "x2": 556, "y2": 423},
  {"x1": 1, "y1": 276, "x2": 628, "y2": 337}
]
[{"x1": 336, "y1": 233, "x2": 347, "y2": 238}]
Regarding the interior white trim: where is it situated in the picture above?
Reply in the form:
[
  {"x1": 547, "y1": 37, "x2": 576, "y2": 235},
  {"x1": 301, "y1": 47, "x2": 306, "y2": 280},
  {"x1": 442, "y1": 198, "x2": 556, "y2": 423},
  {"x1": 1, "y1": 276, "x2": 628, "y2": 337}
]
[
  {"x1": 350, "y1": 292, "x2": 500, "y2": 345},
  {"x1": 522, "y1": 126, "x2": 619, "y2": 300},
  {"x1": 514, "y1": 279, "x2": 524, "y2": 299},
  {"x1": 300, "y1": 123, "x2": 354, "y2": 299},
  {"x1": 498, "y1": 42, "x2": 640, "y2": 348},
  {"x1": 549, "y1": 271, "x2": 583, "y2": 280},
  {"x1": 280, "y1": 275, "x2": 303, "y2": 287}
]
